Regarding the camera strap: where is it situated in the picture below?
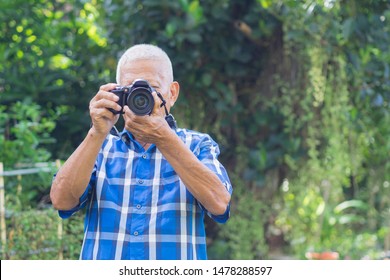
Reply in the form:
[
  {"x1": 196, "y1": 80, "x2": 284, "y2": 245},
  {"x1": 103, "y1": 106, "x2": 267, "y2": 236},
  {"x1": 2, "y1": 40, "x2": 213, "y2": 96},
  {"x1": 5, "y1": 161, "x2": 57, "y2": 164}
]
[
  {"x1": 156, "y1": 92, "x2": 177, "y2": 130},
  {"x1": 110, "y1": 92, "x2": 177, "y2": 139}
]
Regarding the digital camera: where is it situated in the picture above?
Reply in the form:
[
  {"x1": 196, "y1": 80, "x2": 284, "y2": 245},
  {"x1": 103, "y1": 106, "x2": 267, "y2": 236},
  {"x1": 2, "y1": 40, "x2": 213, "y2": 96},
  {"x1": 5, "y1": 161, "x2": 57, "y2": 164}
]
[{"x1": 109, "y1": 79, "x2": 155, "y2": 115}]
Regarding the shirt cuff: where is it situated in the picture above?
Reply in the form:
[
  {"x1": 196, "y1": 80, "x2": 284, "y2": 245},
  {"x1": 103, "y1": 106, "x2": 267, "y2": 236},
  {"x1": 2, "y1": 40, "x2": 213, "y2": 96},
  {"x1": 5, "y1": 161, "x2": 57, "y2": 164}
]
[
  {"x1": 208, "y1": 203, "x2": 230, "y2": 224},
  {"x1": 58, "y1": 187, "x2": 91, "y2": 219}
]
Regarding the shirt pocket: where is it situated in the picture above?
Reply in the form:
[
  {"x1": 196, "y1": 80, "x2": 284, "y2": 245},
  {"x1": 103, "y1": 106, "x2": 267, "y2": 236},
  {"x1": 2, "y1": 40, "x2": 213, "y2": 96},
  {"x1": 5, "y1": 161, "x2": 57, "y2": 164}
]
[{"x1": 160, "y1": 163, "x2": 179, "y2": 185}]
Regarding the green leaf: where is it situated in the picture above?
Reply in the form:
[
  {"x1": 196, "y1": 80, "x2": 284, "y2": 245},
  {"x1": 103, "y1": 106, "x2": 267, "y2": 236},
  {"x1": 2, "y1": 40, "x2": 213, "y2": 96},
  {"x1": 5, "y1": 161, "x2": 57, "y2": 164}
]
[
  {"x1": 338, "y1": 214, "x2": 365, "y2": 225},
  {"x1": 342, "y1": 18, "x2": 354, "y2": 40},
  {"x1": 334, "y1": 200, "x2": 369, "y2": 214}
]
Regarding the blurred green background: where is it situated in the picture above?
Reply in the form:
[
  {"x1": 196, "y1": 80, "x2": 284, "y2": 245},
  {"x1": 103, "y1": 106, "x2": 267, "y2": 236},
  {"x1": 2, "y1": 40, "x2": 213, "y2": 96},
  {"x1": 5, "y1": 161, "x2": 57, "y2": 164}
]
[{"x1": 0, "y1": 0, "x2": 389, "y2": 260}]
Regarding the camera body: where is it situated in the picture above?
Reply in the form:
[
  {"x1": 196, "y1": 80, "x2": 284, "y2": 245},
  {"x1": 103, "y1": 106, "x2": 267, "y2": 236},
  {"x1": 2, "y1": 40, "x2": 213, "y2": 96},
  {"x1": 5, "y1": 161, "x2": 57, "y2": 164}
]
[{"x1": 109, "y1": 79, "x2": 155, "y2": 115}]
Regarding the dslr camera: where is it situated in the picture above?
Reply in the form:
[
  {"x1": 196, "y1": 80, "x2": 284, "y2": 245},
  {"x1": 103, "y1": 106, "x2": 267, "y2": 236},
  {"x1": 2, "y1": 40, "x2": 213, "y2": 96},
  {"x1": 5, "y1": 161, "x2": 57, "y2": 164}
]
[{"x1": 109, "y1": 79, "x2": 155, "y2": 115}]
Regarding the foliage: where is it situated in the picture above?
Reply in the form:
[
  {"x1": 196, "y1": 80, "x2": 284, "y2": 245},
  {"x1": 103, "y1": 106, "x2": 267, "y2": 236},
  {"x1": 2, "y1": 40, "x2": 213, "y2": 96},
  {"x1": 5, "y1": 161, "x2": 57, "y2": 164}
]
[
  {"x1": 0, "y1": 0, "x2": 108, "y2": 159},
  {"x1": 6, "y1": 208, "x2": 61, "y2": 259},
  {"x1": 208, "y1": 175, "x2": 268, "y2": 259},
  {"x1": 0, "y1": 1, "x2": 101, "y2": 259},
  {"x1": 100, "y1": 0, "x2": 390, "y2": 258},
  {"x1": 0, "y1": 101, "x2": 63, "y2": 209},
  {"x1": 0, "y1": 102, "x2": 60, "y2": 166},
  {"x1": 271, "y1": 0, "x2": 390, "y2": 258},
  {"x1": 0, "y1": 101, "x2": 84, "y2": 259},
  {"x1": 4, "y1": 202, "x2": 84, "y2": 260},
  {"x1": 0, "y1": 0, "x2": 389, "y2": 259}
]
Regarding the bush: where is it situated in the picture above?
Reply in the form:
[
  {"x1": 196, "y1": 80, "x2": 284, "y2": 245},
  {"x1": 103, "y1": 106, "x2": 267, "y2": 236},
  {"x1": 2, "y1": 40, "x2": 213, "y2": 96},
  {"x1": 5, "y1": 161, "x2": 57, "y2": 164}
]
[
  {"x1": 208, "y1": 175, "x2": 268, "y2": 259},
  {"x1": 4, "y1": 205, "x2": 84, "y2": 260}
]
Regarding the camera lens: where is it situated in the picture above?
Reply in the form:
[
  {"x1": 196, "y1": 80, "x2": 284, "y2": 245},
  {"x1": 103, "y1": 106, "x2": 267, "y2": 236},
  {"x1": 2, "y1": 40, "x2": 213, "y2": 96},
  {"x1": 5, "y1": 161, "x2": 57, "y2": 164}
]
[
  {"x1": 127, "y1": 88, "x2": 154, "y2": 115},
  {"x1": 133, "y1": 95, "x2": 148, "y2": 109}
]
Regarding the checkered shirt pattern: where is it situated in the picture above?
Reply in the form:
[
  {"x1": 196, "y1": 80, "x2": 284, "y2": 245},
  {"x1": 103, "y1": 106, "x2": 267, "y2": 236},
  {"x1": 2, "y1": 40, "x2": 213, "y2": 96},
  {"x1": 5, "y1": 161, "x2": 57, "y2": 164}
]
[{"x1": 59, "y1": 128, "x2": 232, "y2": 260}]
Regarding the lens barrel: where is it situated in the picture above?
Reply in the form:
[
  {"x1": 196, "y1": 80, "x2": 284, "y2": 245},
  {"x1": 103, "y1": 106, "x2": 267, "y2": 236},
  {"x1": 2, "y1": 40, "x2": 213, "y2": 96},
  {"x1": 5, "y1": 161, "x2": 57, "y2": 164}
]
[
  {"x1": 126, "y1": 86, "x2": 154, "y2": 115},
  {"x1": 109, "y1": 79, "x2": 154, "y2": 115}
]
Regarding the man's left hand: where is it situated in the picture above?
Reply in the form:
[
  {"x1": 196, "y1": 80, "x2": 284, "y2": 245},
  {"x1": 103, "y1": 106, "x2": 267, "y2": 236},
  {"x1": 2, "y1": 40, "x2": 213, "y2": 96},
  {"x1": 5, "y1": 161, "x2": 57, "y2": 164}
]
[{"x1": 123, "y1": 91, "x2": 171, "y2": 145}]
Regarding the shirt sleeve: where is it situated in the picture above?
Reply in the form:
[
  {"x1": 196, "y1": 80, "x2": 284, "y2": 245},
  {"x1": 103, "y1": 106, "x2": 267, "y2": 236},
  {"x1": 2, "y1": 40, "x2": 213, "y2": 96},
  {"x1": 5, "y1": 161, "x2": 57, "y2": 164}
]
[
  {"x1": 196, "y1": 134, "x2": 233, "y2": 224},
  {"x1": 56, "y1": 166, "x2": 96, "y2": 219}
]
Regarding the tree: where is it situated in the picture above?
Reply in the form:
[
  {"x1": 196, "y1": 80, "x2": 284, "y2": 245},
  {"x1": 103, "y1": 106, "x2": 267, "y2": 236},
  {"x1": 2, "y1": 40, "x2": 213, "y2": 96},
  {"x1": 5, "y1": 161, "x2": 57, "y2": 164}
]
[{"x1": 1, "y1": 0, "x2": 389, "y2": 259}]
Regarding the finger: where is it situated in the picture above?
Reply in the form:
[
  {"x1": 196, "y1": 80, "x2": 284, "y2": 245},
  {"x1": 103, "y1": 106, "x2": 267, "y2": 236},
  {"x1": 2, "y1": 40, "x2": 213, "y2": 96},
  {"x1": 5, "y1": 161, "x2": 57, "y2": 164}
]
[
  {"x1": 123, "y1": 107, "x2": 139, "y2": 132},
  {"x1": 123, "y1": 105, "x2": 132, "y2": 115},
  {"x1": 94, "y1": 83, "x2": 120, "y2": 102},
  {"x1": 90, "y1": 107, "x2": 118, "y2": 121},
  {"x1": 91, "y1": 99, "x2": 122, "y2": 112},
  {"x1": 99, "y1": 83, "x2": 119, "y2": 92},
  {"x1": 95, "y1": 90, "x2": 120, "y2": 102},
  {"x1": 123, "y1": 105, "x2": 138, "y2": 122}
]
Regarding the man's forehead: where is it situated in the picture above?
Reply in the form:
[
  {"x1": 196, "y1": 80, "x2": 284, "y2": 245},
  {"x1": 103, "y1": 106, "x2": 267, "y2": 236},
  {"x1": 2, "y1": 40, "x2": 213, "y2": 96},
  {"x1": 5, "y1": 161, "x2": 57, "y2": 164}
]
[{"x1": 120, "y1": 59, "x2": 167, "y2": 85}]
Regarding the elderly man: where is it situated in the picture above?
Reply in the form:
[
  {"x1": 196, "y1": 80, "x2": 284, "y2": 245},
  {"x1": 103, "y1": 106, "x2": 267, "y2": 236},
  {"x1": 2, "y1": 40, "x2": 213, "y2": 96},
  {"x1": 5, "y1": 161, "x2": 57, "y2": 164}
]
[{"x1": 50, "y1": 44, "x2": 232, "y2": 260}]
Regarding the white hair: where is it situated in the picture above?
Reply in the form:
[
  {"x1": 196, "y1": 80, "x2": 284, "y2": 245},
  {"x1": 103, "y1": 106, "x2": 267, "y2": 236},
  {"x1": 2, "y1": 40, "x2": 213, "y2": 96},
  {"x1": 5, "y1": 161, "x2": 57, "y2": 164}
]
[{"x1": 116, "y1": 44, "x2": 173, "y2": 84}]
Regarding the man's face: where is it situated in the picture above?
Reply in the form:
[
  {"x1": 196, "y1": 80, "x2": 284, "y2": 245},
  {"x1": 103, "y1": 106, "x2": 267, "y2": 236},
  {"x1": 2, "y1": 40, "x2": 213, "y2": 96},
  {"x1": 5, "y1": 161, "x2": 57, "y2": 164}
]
[{"x1": 119, "y1": 59, "x2": 175, "y2": 113}]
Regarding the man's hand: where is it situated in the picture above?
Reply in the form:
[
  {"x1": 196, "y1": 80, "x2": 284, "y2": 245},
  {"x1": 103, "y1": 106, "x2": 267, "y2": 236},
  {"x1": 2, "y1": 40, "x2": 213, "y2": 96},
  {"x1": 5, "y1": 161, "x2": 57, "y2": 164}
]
[
  {"x1": 123, "y1": 91, "x2": 170, "y2": 145},
  {"x1": 51, "y1": 83, "x2": 122, "y2": 210},
  {"x1": 89, "y1": 83, "x2": 121, "y2": 137},
  {"x1": 124, "y1": 91, "x2": 230, "y2": 216}
]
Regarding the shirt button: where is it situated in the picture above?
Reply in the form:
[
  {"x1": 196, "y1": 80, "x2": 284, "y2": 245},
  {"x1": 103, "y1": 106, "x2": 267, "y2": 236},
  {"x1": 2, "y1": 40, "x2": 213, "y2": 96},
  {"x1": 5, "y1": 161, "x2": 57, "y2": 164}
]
[
  {"x1": 138, "y1": 179, "x2": 144, "y2": 184},
  {"x1": 142, "y1": 154, "x2": 147, "y2": 159},
  {"x1": 134, "y1": 231, "x2": 139, "y2": 236},
  {"x1": 136, "y1": 204, "x2": 141, "y2": 209}
]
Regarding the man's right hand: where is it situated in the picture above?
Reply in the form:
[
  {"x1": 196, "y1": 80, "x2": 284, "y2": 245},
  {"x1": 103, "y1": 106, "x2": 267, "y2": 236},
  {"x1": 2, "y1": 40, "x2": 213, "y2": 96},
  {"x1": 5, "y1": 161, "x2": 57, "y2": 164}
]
[
  {"x1": 89, "y1": 83, "x2": 122, "y2": 136},
  {"x1": 51, "y1": 83, "x2": 121, "y2": 210}
]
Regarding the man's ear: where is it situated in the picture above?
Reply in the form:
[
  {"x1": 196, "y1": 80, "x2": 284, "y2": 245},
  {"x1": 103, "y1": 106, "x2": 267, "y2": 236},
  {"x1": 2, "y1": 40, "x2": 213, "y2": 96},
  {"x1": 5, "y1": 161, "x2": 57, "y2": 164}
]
[{"x1": 168, "y1": 81, "x2": 180, "y2": 107}]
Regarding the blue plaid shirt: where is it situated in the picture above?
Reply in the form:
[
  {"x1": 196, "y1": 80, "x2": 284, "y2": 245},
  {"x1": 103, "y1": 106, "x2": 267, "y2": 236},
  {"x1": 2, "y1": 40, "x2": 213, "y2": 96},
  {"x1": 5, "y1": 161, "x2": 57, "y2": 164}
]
[{"x1": 59, "y1": 128, "x2": 232, "y2": 260}]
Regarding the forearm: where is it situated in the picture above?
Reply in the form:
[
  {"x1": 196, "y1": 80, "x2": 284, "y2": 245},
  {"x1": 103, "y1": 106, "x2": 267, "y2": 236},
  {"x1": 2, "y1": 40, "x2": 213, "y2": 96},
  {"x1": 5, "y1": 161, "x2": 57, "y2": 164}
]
[
  {"x1": 50, "y1": 128, "x2": 106, "y2": 210},
  {"x1": 157, "y1": 128, "x2": 231, "y2": 216}
]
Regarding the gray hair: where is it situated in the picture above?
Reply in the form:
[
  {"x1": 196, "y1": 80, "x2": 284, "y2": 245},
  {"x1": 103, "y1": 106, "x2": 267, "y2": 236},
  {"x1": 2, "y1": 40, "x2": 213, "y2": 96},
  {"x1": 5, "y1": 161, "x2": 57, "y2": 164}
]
[{"x1": 116, "y1": 44, "x2": 173, "y2": 84}]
